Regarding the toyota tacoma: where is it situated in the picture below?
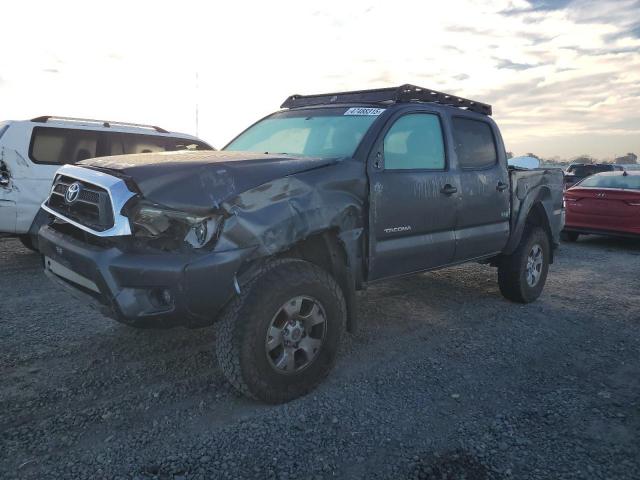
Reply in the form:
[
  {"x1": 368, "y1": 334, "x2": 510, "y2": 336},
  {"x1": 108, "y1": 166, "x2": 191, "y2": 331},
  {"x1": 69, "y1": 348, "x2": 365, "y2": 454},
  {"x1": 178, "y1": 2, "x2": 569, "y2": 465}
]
[{"x1": 38, "y1": 85, "x2": 564, "y2": 403}]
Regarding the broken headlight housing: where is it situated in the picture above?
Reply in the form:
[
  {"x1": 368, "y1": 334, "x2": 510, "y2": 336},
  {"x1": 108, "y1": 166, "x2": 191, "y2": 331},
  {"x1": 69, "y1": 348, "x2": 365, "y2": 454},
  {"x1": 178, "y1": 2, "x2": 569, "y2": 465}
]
[{"x1": 128, "y1": 202, "x2": 221, "y2": 249}]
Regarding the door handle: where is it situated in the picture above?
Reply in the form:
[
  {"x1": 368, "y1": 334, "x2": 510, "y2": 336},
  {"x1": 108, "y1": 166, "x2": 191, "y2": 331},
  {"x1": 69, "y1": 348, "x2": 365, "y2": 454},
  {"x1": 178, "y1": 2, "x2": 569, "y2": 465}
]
[
  {"x1": 440, "y1": 184, "x2": 457, "y2": 195},
  {"x1": 496, "y1": 181, "x2": 508, "y2": 192},
  {"x1": 374, "y1": 152, "x2": 383, "y2": 169}
]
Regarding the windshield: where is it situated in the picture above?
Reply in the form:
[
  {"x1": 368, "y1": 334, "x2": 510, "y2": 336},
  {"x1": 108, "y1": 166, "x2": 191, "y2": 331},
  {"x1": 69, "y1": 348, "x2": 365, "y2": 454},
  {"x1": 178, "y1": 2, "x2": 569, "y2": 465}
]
[
  {"x1": 578, "y1": 174, "x2": 640, "y2": 190},
  {"x1": 225, "y1": 110, "x2": 380, "y2": 158}
]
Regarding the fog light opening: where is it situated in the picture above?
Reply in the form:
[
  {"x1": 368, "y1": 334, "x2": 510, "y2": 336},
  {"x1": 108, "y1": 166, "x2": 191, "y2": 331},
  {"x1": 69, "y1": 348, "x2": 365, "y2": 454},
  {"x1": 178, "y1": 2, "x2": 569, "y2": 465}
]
[{"x1": 150, "y1": 288, "x2": 174, "y2": 309}]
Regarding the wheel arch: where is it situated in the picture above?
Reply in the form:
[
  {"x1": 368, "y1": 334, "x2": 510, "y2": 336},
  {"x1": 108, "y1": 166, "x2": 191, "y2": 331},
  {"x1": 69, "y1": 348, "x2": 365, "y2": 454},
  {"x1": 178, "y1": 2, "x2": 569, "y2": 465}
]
[
  {"x1": 235, "y1": 228, "x2": 363, "y2": 334},
  {"x1": 504, "y1": 186, "x2": 556, "y2": 263}
]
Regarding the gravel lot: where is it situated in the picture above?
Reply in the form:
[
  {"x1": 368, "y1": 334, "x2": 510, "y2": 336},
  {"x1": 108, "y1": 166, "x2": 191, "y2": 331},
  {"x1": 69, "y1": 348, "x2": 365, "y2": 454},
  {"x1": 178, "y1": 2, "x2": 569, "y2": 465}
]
[{"x1": 1, "y1": 235, "x2": 639, "y2": 480}]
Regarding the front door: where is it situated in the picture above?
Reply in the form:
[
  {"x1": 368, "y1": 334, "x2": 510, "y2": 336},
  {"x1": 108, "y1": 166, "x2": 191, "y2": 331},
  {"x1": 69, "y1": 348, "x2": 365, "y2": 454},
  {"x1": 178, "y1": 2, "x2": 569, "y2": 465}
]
[{"x1": 368, "y1": 111, "x2": 459, "y2": 280}]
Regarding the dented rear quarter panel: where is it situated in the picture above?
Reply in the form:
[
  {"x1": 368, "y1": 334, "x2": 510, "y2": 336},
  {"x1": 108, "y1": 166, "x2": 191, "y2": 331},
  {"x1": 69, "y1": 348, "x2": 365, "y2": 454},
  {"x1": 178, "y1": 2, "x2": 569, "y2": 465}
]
[{"x1": 505, "y1": 167, "x2": 564, "y2": 254}]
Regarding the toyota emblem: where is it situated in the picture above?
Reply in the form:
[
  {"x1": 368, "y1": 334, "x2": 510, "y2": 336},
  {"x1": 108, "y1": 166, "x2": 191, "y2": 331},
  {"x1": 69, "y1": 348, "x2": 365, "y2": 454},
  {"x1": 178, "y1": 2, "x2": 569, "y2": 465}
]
[{"x1": 65, "y1": 182, "x2": 82, "y2": 203}]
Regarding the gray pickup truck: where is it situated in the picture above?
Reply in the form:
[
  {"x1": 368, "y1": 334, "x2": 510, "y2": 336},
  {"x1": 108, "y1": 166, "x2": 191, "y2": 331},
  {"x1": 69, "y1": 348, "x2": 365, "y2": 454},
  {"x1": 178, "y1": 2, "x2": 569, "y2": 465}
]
[{"x1": 38, "y1": 85, "x2": 564, "y2": 403}]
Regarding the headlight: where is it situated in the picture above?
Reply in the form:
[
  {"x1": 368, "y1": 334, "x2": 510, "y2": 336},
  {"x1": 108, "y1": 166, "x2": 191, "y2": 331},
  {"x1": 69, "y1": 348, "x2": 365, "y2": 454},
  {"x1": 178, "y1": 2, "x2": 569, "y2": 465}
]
[{"x1": 129, "y1": 202, "x2": 221, "y2": 249}]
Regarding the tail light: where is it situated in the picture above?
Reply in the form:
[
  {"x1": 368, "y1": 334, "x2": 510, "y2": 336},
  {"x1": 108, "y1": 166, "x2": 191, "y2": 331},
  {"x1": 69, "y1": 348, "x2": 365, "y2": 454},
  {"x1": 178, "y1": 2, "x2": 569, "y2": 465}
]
[{"x1": 563, "y1": 196, "x2": 577, "y2": 209}]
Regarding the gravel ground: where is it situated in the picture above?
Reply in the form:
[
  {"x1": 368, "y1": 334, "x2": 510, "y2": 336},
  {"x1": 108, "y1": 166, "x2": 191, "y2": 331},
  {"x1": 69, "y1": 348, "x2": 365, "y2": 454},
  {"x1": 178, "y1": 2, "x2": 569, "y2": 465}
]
[{"x1": 1, "y1": 235, "x2": 639, "y2": 480}]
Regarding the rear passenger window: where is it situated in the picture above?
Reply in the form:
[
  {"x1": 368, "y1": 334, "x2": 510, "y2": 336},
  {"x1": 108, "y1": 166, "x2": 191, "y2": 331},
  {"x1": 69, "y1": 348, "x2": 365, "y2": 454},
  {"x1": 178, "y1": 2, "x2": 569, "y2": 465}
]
[
  {"x1": 30, "y1": 127, "x2": 99, "y2": 164},
  {"x1": 383, "y1": 114, "x2": 445, "y2": 170},
  {"x1": 451, "y1": 117, "x2": 497, "y2": 169}
]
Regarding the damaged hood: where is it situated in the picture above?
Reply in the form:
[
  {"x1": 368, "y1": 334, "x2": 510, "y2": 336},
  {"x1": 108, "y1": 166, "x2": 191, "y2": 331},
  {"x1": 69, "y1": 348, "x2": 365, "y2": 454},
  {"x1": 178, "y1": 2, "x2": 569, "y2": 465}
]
[{"x1": 79, "y1": 150, "x2": 338, "y2": 214}]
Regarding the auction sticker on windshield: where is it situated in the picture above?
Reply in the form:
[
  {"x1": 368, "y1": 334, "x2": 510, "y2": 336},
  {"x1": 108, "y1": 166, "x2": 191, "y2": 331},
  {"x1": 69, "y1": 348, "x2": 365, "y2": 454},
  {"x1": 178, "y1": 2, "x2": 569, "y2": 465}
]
[{"x1": 344, "y1": 107, "x2": 385, "y2": 116}]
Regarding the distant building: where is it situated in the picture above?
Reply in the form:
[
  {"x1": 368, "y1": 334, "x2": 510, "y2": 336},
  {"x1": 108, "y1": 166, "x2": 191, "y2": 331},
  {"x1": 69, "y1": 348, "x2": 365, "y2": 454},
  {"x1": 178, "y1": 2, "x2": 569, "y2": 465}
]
[{"x1": 615, "y1": 153, "x2": 638, "y2": 165}]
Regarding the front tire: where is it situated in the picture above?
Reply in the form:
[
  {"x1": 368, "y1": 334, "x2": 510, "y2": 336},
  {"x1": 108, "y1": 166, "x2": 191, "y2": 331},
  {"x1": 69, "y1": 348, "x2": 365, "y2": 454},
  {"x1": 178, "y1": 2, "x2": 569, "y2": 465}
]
[
  {"x1": 498, "y1": 226, "x2": 550, "y2": 303},
  {"x1": 215, "y1": 259, "x2": 346, "y2": 403}
]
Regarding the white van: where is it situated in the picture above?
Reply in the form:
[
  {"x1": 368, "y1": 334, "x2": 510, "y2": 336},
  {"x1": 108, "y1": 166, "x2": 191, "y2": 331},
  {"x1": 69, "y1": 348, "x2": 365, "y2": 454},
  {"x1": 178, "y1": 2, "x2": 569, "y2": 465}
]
[{"x1": 0, "y1": 116, "x2": 213, "y2": 249}]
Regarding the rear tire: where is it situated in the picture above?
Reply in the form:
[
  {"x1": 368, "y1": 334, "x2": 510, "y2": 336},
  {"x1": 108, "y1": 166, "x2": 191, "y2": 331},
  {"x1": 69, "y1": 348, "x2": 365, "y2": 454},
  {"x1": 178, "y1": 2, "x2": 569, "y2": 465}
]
[
  {"x1": 498, "y1": 226, "x2": 550, "y2": 303},
  {"x1": 215, "y1": 258, "x2": 346, "y2": 404},
  {"x1": 561, "y1": 231, "x2": 579, "y2": 242}
]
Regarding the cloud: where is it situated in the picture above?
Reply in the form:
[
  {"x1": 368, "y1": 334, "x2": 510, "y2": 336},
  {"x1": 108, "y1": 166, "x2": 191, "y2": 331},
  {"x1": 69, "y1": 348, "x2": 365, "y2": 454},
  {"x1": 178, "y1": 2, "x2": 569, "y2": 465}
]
[
  {"x1": 518, "y1": 31, "x2": 558, "y2": 45},
  {"x1": 494, "y1": 58, "x2": 544, "y2": 70},
  {"x1": 565, "y1": 45, "x2": 640, "y2": 57},
  {"x1": 604, "y1": 22, "x2": 640, "y2": 41},
  {"x1": 445, "y1": 25, "x2": 492, "y2": 35},
  {"x1": 501, "y1": 0, "x2": 574, "y2": 15}
]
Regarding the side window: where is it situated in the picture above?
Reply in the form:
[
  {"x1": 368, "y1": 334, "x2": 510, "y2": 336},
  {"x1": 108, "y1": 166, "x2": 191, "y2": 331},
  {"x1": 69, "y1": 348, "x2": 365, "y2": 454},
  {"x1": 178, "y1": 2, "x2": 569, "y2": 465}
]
[
  {"x1": 30, "y1": 127, "x2": 99, "y2": 164},
  {"x1": 121, "y1": 134, "x2": 167, "y2": 154},
  {"x1": 383, "y1": 114, "x2": 445, "y2": 170},
  {"x1": 451, "y1": 117, "x2": 497, "y2": 169},
  {"x1": 164, "y1": 137, "x2": 212, "y2": 151},
  {"x1": 104, "y1": 132, "x2": 125, "y2": 156},
  {"x1": 119, "y1": 133, "x2": 212, "y2": 154}
]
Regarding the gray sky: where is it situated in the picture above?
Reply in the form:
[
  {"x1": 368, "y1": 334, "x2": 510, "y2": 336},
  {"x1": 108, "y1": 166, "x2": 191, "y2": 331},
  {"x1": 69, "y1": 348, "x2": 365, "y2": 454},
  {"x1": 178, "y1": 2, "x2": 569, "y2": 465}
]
[{"x1": 1, "y1": 0, "x2": 638, "y2": 159}]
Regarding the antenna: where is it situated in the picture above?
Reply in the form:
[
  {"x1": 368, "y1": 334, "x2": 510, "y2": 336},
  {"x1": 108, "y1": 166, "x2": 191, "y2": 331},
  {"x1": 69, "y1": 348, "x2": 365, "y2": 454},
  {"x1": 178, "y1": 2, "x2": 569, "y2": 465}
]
[{"x1": 195, "y1": 72, "x2": 200, "y2": 138}]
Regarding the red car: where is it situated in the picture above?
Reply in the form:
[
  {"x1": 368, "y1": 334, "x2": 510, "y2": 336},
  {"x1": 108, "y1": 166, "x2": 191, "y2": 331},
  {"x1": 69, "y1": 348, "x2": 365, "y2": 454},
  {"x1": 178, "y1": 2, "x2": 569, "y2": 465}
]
[{"x1": 563, "y1": 171, "x2": 640, "y2": 241}]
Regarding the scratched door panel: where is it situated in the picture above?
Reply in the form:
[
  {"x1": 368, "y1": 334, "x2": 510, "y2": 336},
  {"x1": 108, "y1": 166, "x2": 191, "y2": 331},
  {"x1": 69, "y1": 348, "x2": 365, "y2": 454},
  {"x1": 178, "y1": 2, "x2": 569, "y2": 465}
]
[
  {"x1": 454, "y1": 167, "x2": 510, "y2": 260},
  {"x1": 367, "y1": 110, "x2": 458, "y2": 280},
  {"x1": 369, "y1": 171, "x2": 457, "y2": 279},
  {"x1": 450, "y1": 117, "x2": 510, "y2": 261}
]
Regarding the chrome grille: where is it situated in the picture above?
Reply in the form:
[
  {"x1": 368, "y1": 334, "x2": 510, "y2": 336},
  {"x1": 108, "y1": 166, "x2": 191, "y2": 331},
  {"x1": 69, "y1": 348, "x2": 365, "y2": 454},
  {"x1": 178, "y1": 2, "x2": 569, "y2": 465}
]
[
  {"x1": 42, "y1": 164, "x2": 136, "y2": 237},
  {"x1": 47, "y1": 175, "x2": 115, "y2": 232}
]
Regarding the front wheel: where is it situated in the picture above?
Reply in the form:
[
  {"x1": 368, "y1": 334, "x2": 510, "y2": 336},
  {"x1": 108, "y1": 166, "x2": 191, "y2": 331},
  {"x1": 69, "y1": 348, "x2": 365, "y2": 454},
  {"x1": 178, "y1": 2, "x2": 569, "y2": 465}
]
[
  {"x1": 498, "y1": 227, "x2": 550, "y2": 303},
  {"x1": 215, "y1": 259, "x2": 346, "y2": 403}
]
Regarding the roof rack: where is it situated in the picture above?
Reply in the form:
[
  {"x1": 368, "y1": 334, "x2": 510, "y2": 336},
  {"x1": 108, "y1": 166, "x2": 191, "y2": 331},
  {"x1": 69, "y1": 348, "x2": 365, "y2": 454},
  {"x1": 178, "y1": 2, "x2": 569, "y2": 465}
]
[
  {"x1": 281, "y1": 84, "x2": 492, "y2": 115},
  {"x1": 30, "y1": 116, "x2": 169, "y2": 133}
]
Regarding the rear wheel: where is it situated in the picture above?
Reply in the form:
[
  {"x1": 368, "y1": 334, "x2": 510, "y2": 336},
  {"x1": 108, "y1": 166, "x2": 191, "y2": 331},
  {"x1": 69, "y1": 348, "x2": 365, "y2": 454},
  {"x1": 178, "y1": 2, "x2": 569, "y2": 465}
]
[
  {"x1": 215, "y1": 258, "x2": 345, "y2": 403},
  {"x1": 498, "y1": 226, "x2": 550, "y2": 303},
  {"x1": 561, "y1": 231, "x2": 579, "y2": 242}
]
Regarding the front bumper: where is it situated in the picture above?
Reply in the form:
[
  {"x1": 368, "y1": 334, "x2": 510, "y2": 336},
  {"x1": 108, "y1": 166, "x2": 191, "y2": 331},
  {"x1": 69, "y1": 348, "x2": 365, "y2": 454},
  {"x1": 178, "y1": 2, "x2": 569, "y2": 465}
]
[{"x1": 39, "y1": 225, "x2": 253, "y2": 328}]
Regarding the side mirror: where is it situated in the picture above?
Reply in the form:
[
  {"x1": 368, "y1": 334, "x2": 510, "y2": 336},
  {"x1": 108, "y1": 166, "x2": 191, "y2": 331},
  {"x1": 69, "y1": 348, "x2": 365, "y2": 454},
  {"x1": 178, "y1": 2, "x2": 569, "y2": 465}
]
[{"x1": 508, "y1": 156, "x2": 540, "y2": 169}]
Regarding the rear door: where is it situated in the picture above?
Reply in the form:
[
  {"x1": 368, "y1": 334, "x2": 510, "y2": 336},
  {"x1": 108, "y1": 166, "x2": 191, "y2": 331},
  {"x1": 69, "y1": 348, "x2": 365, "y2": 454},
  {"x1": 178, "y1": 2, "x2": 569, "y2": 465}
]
[
  {"x1": 451, "y1": 116, "x2": 510, "y2": 261},
  {"x1": 368, "y1": 109, "x2": 459, "y2": 280}
]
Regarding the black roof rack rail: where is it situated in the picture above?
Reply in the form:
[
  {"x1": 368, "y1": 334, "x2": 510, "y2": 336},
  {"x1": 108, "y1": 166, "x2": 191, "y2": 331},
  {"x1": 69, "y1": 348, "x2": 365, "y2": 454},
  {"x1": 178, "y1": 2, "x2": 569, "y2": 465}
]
[
  {"x1": 30, "y1": 116, "x2": 170, "y2": 133},
  {"x1": 281, "y1": 84, "x2": 492, "y2": 116}
]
